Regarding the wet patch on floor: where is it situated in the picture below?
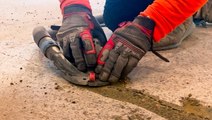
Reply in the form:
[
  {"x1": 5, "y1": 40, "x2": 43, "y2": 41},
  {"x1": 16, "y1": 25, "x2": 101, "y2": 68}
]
[
  {"x1": 180, "y1": 96, "x2": 212, "y2": 119},
  {"x1": 86, "y1": 83, "x2": 212, "y2": 120}
]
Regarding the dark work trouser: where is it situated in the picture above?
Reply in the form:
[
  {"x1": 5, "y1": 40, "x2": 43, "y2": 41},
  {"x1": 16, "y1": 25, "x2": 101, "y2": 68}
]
[{"x1": 103, "y1": 0, "x2": 154, "y2": 31}]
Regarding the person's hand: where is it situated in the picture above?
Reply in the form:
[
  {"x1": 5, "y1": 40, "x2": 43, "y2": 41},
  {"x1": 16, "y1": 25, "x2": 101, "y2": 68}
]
[
  {"x1": 95, "y1": 16, "x2": 155, "y2": 83},
  {"x1": 56, "y1": 5, "x2": 107, "y2": 72}
]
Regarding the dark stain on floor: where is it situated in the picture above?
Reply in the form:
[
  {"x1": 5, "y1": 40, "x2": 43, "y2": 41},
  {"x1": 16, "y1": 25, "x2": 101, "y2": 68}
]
[{"x1": 86, "y1": 83, "x2": 212, "y2": 120}]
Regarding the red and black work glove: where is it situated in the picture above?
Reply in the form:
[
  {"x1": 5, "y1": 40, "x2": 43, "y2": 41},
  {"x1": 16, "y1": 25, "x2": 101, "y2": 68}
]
[
  {"x1": 95, "y1": 16, "x2": 156, "y2": 83},
  {"x1": 56, "y1": 5, "x2": 107, "y2": 72}
]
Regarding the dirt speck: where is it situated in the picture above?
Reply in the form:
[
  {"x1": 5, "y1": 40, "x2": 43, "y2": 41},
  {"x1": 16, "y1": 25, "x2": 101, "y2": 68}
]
[
  {"x1": 44, "y1": 104, "x2": 48, "y2": 107},
  {"x1": 72, "y1": 101, "x2": 76, "y2": 104},
  {"x1": 54, "y1": 85, "x2": 63, "y2": 90},
  {"x1": 188, "y1": 94, "x2": 192, "y2": 98}
]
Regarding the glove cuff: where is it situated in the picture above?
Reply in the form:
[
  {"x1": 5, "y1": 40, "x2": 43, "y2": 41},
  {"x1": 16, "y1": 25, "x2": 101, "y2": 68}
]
[
  {"x1": 133, "y1": 16, "x2": 169, "y2": 62},
  {"x1": 133, "y1": 16, "x2": 155, "y2": 35},
  {"x1": 63, "y1": 4, "x2": 92, "y2": 18},
  {"x1": 133, "y1": 16, "x2": 155, "y2": 49}
]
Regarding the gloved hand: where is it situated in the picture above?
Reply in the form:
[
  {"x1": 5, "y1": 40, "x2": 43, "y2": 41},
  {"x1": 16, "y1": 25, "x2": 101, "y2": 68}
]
[
  {"x1": 95, "y1": 16, "x2": 155, "y2": 83},
  {"x1": 56, "y1": 5, "x2": 107, "y2": 72}
]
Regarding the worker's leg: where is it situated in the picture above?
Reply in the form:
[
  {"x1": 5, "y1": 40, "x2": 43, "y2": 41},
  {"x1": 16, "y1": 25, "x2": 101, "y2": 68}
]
[{"x1": 103, "y1": 0, "x2": 153, "y2": 32}]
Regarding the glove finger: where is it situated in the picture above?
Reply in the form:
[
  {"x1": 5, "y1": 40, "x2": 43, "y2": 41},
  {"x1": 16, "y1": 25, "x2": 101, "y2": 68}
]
[
  {"x1": 61, "y1": 36, "x2": 75, "y2": 63},
  {"x1": 108, "y1": 49, "x2": 129, "y2": 83},
  {"x1": 121, "y1": 56, "x2": 139, "y2": 79},
  {"x1": 92, "y1": 29, "x2": 107, "y2": 46},
  {"x1": 95, "y1": 39, "x2": 115, "y2": 74},
  {"x1": 93, "y1": 38, "x2": 102, "y2": 56},
  {"x1": 70, "y1": 36, "x2": 86, "y2": 72},
  {"x1": 99, "y1": 49, "x2": 119, "y2": 81},
  {"x1": 81, "y1": 30, "x2": 96, "y2": 68},
  {"x1": 95, "y1": 48, "x2": 110, "y2": 74}
]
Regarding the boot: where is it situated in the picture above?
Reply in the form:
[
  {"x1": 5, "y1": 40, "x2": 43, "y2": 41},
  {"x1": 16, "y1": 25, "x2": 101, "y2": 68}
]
[
  {"x1": 193, "y1": 0, "x2": 212, "y2": 26},
  {"x1": 153, "y1": 17, "x2": 195, "y2": 51}
]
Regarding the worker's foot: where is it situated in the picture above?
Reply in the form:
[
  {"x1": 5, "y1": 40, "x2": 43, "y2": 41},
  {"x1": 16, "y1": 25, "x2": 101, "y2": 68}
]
[
  {"x1": 193, "y1": 0, "x2": 212, "y2": 27},
  {"x1": 153, "y1": 17, "x2": 195, "y2": 51}
]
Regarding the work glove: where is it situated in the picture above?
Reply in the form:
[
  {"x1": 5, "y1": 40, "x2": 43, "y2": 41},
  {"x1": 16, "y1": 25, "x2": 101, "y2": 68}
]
[
  {"x1": 95, "y1": 16, "x2": 156, "y2": 83},
  {"x1": 56, "y1": 5, "x2": 107, "y2": 72}
]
